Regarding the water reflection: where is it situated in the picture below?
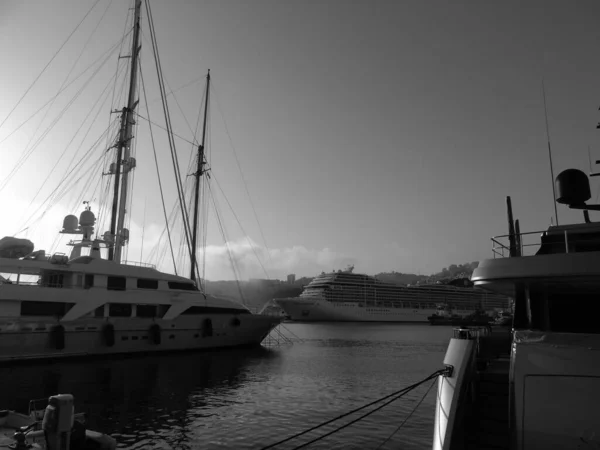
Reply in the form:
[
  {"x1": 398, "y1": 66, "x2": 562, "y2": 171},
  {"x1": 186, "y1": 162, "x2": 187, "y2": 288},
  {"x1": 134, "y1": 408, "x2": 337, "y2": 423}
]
[{"x1": 0, "y1": 348, "x2": 278, "y2": 448}]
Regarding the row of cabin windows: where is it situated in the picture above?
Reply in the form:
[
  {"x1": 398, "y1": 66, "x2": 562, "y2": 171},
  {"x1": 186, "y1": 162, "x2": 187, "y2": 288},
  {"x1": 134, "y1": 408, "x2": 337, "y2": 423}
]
[
  {"x1": 104, "y1": 276, "x2": 195, "y2": 291},
  {"x1": 43, "y1": 273, "x2": 196, "y2": 291},
  {"x1": 20, "y1": 301, "x2": 249, "y2": 318}
]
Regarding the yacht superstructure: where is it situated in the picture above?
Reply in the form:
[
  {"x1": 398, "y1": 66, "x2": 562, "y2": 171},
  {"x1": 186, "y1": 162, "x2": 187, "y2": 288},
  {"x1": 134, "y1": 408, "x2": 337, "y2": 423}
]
[{"x1": 275, "y1": 266, "x2": 510, "y2": 322}]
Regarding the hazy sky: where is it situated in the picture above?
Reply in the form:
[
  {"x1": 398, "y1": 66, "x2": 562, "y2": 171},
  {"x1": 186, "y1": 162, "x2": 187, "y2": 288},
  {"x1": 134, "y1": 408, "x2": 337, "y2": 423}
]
[{"x1": 1, "y1": 0, "x2": 600, "y2": 280}]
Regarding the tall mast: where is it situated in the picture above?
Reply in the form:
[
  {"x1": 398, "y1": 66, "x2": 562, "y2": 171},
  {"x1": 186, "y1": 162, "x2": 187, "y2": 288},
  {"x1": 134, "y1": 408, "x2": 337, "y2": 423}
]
[
  {"x1": 190, "y1": 70, "x2": 210, "y2": 281},
  {"x1": 108, "y1": 0, "x2": 142, "y2": 262}
]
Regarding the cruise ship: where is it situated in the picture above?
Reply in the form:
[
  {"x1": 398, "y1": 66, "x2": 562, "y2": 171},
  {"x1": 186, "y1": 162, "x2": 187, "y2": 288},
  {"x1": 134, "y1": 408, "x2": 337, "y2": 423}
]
[{"x1": 275, "y1": 266, "x2": 510, "y2": 322}]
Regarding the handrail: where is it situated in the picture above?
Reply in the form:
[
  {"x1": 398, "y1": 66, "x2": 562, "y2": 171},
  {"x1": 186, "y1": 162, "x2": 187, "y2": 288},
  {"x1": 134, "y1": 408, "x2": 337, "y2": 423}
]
[
  {"x1": 122, "y1": 260, "x2": 156, "y2": 269},
  {"x1": 490, "y1": 227, "x2": 598, "y2": 258}
]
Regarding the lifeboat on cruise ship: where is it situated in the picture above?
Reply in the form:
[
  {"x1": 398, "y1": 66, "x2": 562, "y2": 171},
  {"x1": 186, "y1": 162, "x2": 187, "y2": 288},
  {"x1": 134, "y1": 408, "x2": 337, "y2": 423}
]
[{"x1": 0, "y1": 237, "x2": 34, "y2": 259}]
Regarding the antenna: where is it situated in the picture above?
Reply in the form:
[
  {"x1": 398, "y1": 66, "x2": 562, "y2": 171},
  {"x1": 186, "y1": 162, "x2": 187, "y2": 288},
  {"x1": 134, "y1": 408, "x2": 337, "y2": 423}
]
[{"x1": 542, "y1": 79, "x2": 559, "y2": 225}]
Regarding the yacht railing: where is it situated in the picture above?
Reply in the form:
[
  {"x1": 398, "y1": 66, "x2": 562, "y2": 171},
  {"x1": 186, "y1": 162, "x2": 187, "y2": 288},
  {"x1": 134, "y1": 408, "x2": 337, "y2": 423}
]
[
  {"x1": 122, "y1": 260, "x2": 157, "y2": 269},
  {"x1": 491, "y1": 228, "x2": 576, "y2": 258},
  {"x1": 453, "y1": 326, "x2": 491, "y2": 354}
]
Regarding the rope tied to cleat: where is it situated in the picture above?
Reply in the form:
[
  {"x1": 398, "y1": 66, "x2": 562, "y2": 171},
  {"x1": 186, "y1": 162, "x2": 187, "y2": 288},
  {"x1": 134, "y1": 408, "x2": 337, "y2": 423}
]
[{"x1": 259, "y1": 367, "x2": 450, "y2": 450}]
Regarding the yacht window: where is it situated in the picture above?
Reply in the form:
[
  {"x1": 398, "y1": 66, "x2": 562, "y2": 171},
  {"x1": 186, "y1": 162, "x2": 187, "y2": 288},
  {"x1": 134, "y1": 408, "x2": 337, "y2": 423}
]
[
  {"x1": 94, "y1": 306, "x2": 104, "y2": 317},
  {"x1": 168, "y1": 281, "x2": 196, "y2": 291},
  {"x1": 109, "y1": 303, "x2": 132, "y2": 317},
  {"x1": 45, "y1": 273, "x2": 64, "y2": 288},
  {"x1": 136, "y1": 304, "x2": 157, "y2": 318},
  {"x1": 21, "y1": 301, "x2": 74, "y2": 317},
  {"x1": 84, "y1": 274, "x2": 94, "y2": 289},
  {"x1": 137, "y1": 279, "x2": 159, "y2": 289},
  {"x1": 107, "y1": 276, "x2": 126, "y2": 291},
  {"x1": 547, "y1": 293, "x2": 599, "y2": 333},
  {"x1": 182, "y1": 306, "x2": 249, "y2": 315}
]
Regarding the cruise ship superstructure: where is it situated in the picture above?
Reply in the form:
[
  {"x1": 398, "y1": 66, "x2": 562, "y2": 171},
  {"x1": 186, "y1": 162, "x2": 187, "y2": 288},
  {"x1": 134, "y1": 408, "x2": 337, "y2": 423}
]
[{"x1": 275, "y1": 266, "x2": 510, "y2": 322}]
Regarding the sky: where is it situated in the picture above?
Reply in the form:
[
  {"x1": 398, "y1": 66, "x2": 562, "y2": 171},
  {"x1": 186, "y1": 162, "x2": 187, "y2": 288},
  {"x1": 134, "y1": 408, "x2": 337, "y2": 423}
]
[{"x1": 1, "y1": 0, "x2": 600, "y2": 281}]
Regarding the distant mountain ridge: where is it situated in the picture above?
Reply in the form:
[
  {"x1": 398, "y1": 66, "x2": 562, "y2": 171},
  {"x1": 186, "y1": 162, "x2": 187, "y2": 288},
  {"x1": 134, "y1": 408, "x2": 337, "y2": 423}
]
[{"x1": 374, "y1": 261, "x2": 480, "y2": 286}]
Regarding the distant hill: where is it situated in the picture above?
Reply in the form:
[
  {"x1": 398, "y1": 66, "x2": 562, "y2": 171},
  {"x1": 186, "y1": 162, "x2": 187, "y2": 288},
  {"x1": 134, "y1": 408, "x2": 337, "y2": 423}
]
[
  {"x1": 203, "y1": 261, "x2": 481, "y2": 310},
  {"x1": 205, "y1": 279, "x2": 304, "y2": 311},
  {"x1": 375, "y1": 261, "x2": 480, "y2": 286}
]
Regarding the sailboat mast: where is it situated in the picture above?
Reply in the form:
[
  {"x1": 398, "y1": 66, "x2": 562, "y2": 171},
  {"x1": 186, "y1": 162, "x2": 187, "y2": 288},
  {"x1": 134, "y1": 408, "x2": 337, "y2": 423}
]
[
  {"x1": 108, "y1": 0, "x2": 142, "y2": 263},
  {"x1": 190, "y1": 70, "x2": 210, "y2": 281}
]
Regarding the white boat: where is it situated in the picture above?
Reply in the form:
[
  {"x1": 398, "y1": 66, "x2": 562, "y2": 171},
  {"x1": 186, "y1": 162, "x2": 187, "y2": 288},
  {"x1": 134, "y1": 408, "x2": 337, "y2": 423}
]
[
  {"x1": 1, "y1": 394, "x2": 116, "y2": 449},
  {"x1": 432, "y1": 168, "x2": 600, "y2": 449},
  {"x1": 0, "y1": 0, "x2": 280, "y2": 363},
  {"x1": 275, "y1": 265, "x2": 510, "y2": 322}
]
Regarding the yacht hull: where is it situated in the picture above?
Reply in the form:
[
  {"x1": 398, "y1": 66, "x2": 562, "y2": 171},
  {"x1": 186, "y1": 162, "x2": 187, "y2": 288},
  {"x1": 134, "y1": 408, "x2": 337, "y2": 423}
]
[
  {"x1": 0, "y1": 314, "x2": 280, "y2": 363},
  {"x1": 275, "y1": 298, "x2": 437, "y2": 322}
]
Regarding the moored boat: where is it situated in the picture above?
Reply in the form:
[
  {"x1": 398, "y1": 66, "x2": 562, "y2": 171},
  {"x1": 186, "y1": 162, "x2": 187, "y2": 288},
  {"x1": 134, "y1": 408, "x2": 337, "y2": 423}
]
[
  {"x1": 0, "y1": 394, "x2": 116, "y2": 449},
  {"x1": 0, "y1": 0, "x2": 280, "y2": 363},
  {"x1": 432, "y1": 168, "x2": 600, "y2": 449}
]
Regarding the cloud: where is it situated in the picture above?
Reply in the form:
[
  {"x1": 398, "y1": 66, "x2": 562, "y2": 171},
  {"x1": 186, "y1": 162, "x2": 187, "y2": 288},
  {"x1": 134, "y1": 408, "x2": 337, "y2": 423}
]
[
  {"x1": 197, "y1": 237, "x2": 356, "y2": 281},
  {"x1": 0, "y1": 192, "x2": 355, "y2": 281}
]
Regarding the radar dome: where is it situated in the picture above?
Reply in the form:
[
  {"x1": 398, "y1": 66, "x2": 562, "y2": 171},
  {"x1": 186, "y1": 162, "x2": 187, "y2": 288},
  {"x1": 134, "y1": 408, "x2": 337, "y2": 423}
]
[
  {"x1": 79, "y1": 210, "x2": 96, "y2": 227},
  {"x1": 555, "y1": 169, "x2": 591, "y2": 206},
  {"x1": 62, "y1": 215, "x2": 78, "y2": 232}
]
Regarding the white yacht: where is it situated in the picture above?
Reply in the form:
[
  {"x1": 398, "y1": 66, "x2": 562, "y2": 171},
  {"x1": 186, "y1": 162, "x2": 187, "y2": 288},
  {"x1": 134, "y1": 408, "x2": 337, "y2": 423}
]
[
  {"x1": 275, "y1": 266, "x2": 510, "y2": 322},
  {"x1": 433, "y1": 168, "x2": 600, "y2": 449},
  {"x1": 0, "y1": 0, "x2": 280, "y2": 362}
]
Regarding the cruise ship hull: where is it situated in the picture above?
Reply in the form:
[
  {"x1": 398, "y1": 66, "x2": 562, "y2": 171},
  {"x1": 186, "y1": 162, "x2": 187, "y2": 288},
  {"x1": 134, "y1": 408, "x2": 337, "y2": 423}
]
[
  {"x1": 0, "y1": 314, "x2": 280, "y2": 363},
  {"x1": 276, "y1": 297, "x2": 438, "y2": 322}
]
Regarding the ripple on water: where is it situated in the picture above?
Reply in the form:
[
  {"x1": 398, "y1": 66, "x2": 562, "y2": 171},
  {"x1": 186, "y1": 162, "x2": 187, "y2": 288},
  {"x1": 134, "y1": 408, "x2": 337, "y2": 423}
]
[{"x1": 0, "y1": 323, "x2": 452, "y2": 449}]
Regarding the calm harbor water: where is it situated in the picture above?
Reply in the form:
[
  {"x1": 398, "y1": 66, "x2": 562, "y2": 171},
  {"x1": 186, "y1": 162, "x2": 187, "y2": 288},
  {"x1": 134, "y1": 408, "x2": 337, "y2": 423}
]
[{"x1": 0, "y1": 323, "x2": 453, "y2": 449}]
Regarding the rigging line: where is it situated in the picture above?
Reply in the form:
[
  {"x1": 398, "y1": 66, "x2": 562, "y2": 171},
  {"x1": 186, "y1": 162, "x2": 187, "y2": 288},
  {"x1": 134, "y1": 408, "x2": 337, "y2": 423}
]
[
  {"x1": 110, "y1": 0, "x2": 134, "y2": 111},
  {"x1": 123, "y1": 69, "x2": 142, "y2": 263},
  {"x1": 20, "y1": 62, "x2": 125, "y2": 218},
  {"x1": 0, "y1": 32, "x2": 131, "y2": 147},
  {"x1": 33, "y1": 153, "x2": 106, "y2": 249},
  {"x1": 288, "y1": 372, "x2": 442, "y2": 450},
  {"x1": 211, "y1": 172, "x2": 270, "y2": 279},
  {"x1": 25, "y1": 113, "x2": 120, "y2": 225},
  {"x1": 210, "y1": 83, "x2": 274, "y2": 266},
  {"x1": 208, "y1": 182, "x2": 244, "y2": 301},
  {"x1": 0, "y1": 0, "x2": 103, "y2": 132},
  {"x1": 374, "y1": 378, "x2": 437, "y2": 450},
  {"x1": 13, "y1": 0, "x2": 115, "y2": 198},
  {"x1": 145, "y1": 0, "x2": 193, "y2": 258},
  {"x1": 140, "y1": 67, "x2": 178, "y2": 274},
  {"x1": 141, "y1": 30, "x2": 200, "y2": 145},
  {"x1": 0, "y1": 42, "x2": 126, "y2": 194},
  {"x1": 144, "y1": 27, "x2": 193, "y2": 257},
  {"x1": 35, "y1": 0, "x2": 116, "y2": 145},
  {"x1": 18, "y1": 125, "x2": 114, "y2": 232},
  {"x1": 143, "y1": 75, "x2": 207, "y2": 108},
  {"x1": 140, "y1": 197, "x2": 147, "y2": 261},
  {"x1": 146, "y1": 192, "x2": 180, "y2": 263},
  {"x1": 134, "y1": 113, "x2": 198, "y2": 146},
  {"x1": 259, "y1": 370, "x2": 444, "y2": 450}
]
